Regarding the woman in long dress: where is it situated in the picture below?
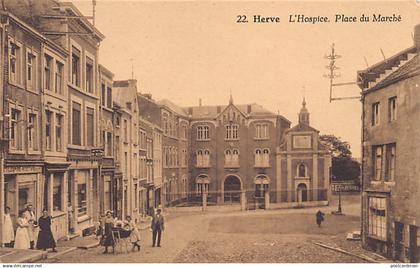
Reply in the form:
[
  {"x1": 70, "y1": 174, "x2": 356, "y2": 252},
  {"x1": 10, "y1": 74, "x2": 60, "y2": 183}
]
[
  {"x1": 124, "y1": 215, "x2": 141, "y2": 251},
  {"x1": 2, "y1": 207, "x2": 15, "y2": 247},
  {"x1": 36, "y1": 209, "x2": 57, "y2": 252},
  {"x1": 102, "y1": 211, "x2": 115, "y2": 254},
  {"x1": 14, "y1": 210, "x2": 30, "y2": 249}
]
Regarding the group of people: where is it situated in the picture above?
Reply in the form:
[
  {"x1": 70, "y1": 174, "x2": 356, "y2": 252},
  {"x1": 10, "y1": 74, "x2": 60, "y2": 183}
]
[
  {"x1": 99, "y1": 210, "x2": 142, "y2": 254},
  {"x1": 2, "y1": 204, "x2": 57, "y2": 252},
  {"x1": 98, "y1": 207, "x2": 165, "y2": 254}
]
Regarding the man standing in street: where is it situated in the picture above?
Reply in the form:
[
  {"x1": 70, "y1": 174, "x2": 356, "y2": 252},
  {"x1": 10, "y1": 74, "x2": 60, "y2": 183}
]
[{"x1": 151, "y1": 208, "x2": 164, "y2": 247}]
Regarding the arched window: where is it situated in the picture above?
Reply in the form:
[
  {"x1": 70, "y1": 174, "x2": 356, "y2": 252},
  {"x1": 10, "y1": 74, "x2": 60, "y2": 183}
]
[
  {"x1": 262, "y1": 149, "x2": 270, "y2": 167},
  {"x1": 224, "y1": 149, "x2": 232, "y2": 166},
  {"x1": 196, "y1": 175, "x2": 210, "y2": 195},
  {"x1": 232, "y1": 149, "x2": 239, "y2": 166},
  {"x1": 297, "y1": 163, "x2": 307, "y2": 178},
  {"x1": 255, "y1": 149, "x2": 262, "y2": 166},
  {"x1": 203, "y1": 150, "x2": 210, "y2": 166},
  {"x1": 196, "y1": 150, "x2": 203, "y2": 167}
]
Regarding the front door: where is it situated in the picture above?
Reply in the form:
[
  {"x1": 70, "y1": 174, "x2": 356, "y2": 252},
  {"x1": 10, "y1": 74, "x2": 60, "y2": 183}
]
[
  {"x1": 224, "y1": 176, "x2": 241, "y2": 203},
  {"x1": 395, "y1": 222, "x2": 404, "y2": 261},
  {"x1": 409, "y1": 225, "x2": 419, "y2": 263}
]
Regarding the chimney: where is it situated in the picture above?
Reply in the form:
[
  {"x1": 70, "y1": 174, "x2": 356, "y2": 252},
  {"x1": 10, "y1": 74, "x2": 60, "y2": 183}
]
[
  {"x1": 199, "y1": 98, "x2": 202, "y2": 107},
  {"x1": 414, "y1": 24, "x2": 420, "y2": 50},
  {"x1": 217, "y1": 106, "x2": 221, "y2": 113},
  {"x1": 188, "y1": 107, "x2": 193, "y2": 115},
  {"x1": 143, "y1": 93, "x2": 152, "y2": 100},
  {"x1": 247, "y1": 104, "x2": 252, "y2": 114}
]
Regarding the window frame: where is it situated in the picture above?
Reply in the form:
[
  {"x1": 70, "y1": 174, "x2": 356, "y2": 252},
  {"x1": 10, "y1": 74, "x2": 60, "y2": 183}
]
[
  {"x1": 388, "y1": 96, "x2": 397, "y2": 122},
  {"x1": 368, "y1": 196, "x2": 387, "y2": 241},
  {"x1": 26, "y1": 50, "x2": 38, "y2": 91},
  {"x1": 9, "y1": 40, "x2": 23, "y2": 86},
  {"x1": 372, "y1": 102, "x2": 380, "y2": 126}
]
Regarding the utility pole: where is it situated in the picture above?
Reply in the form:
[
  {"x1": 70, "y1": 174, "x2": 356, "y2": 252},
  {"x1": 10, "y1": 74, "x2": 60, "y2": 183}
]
[{"x1": 324, "y1": 43, "x2": 359, "y2": 102}]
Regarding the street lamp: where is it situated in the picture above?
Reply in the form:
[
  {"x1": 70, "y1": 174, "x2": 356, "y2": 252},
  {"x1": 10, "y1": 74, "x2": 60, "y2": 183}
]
[{"x1": 337, "y1": 187, "x2": 342, "y2": 214}]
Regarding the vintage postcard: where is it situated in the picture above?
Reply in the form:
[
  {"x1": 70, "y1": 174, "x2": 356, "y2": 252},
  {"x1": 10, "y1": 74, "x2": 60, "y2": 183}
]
[{"x1": 0, "y1": 0, "x2": 419, "y2": 266}]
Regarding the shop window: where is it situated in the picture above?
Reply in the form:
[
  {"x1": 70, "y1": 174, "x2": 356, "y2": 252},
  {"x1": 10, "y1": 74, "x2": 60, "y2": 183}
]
[
  {"x1": 368, "y1": 196, "x2": 387, "y2": 240},
  {"x1": 77, "y1": 182, "x2": 87, "y2": 217},
  {"x1": 53, "y1": 175, "x2": 63, "y2": 211}
]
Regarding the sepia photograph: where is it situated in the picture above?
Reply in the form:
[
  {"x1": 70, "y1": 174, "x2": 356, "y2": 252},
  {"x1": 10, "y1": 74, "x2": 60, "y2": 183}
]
[{"x1": 0, "y1": 0, "x2": 419, "y2": 266}]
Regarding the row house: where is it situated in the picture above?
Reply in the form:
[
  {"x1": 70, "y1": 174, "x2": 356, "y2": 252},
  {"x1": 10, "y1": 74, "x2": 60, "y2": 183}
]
[
  {"x1": 1, "y1": 0, "x2": 105, "y2": 239},
  {"x1": 357, "y1": 24, "x2": 420, "y2": 263},
  {"x1": 155, "y1": 99, "x2": 189, "y2": 206},
  {"x1": 99, "y1": 64, "x2": 117, "y2": 217},
  {"x1": 138, "y1": 95, "x2": 189, "y2": 208},
  {"x1": 113, "y1": 79, "x2": 142, "y2": 221}
]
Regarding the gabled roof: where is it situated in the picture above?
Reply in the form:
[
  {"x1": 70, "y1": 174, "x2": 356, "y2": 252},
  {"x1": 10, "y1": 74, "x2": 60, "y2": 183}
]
[
  {"x1": 183, "y1": 103, "x2": 279, "y2": 119},
  {"x1": 287, "y1": 123, "x2": 319, "y2": 133},
  {"x1": 157, "y1": 99, "x2": 188, "y2": 117},
  {"x1": 370, "y1": 54, "x2": 420, "y2": 91},
  {"x1": 357, "y1": 46, "x2": 418, "y2": 91}
]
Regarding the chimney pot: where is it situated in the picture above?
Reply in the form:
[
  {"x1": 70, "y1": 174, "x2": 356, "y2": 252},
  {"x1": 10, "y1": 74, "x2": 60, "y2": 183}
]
[{"x1": 247, "y1": 104, "x2": 252, "y2": 114}]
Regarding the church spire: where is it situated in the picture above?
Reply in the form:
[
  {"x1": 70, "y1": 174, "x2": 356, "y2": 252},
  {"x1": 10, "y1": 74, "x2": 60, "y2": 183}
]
[{"x1": 299, "y1": 98, "x2": 310, "y2": 125}]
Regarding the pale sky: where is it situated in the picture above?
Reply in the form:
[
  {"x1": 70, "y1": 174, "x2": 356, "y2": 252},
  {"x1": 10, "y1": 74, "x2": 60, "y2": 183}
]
[{"x1": 75, "y1": 0, "x2": 420, "y2": 158}]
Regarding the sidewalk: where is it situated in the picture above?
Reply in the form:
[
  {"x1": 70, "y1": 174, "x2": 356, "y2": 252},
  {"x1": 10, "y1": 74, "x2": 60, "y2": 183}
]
[
  {"x1": 1, "y1": 217, "x2": 153, "y2": 263},
  {"x1": 56, "y1": 216, "x2": 153, "y2": 249},
  {"x1": 0, "y1": 248, "x2": 47, "y2": 263}
]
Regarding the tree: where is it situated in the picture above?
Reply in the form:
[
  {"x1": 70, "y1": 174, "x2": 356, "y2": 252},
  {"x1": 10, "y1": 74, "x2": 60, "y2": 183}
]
[{"x1": 320, "y1": 134, "x2": 360, "y2": 182}]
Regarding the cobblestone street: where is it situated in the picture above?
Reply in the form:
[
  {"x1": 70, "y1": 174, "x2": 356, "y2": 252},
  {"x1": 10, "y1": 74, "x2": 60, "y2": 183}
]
[{"x1": 43, "y1": 195, "x2": 384, "y2": 263}]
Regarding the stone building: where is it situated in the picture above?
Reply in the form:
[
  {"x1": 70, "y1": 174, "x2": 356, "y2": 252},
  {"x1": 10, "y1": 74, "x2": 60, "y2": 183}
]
[
  {"x1": 1, "y1": 0, "x2": 106, "y2": 237},
  {"x1": 185, "y1": 96, "x2": 290, "y2": 206},
  {"x1": 99, "y1": 64, "x2": 116, "y2": 216},
  {"x1": 2, "y1": 11, "x2": 46, "y2": 233},
  {"x1": 357, "y1": 25, "x2": 420, "y2": 262},
  {"x1": 113, "y1": 79, "x2": 142, "y2": 221},
  {"x1": 276, "y1": 99, "x2": 331, "y2": 207}
]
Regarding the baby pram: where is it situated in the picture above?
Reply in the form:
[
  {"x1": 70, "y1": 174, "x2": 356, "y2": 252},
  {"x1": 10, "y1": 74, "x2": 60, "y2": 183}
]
[{"x1": 111, "y1": 227, "x2": 132, "y2": 253}]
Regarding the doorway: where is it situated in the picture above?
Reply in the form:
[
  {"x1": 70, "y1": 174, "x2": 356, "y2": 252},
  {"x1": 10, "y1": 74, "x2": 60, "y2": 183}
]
[
  {"x1": 409, "y1": 225, "x2": 419, "y2": 263},
  {"x1": 297, "y1": 183, "x2": 308, "y2": 203},
  {"x1": 224, "y1": 175, "x2": 241, "y2": 203},
  {"x1": 395, "y1": 222, "x2": 404, "y2": 261}
]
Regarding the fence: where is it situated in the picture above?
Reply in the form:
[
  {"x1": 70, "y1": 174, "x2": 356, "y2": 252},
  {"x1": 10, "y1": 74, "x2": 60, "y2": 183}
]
[{"x1": 162, "y1": 188, "x2": 330, "y2": 210}]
